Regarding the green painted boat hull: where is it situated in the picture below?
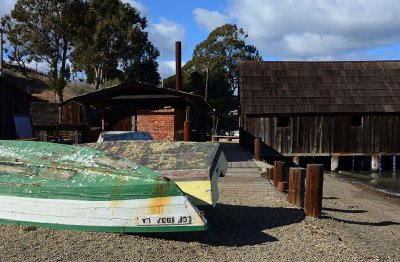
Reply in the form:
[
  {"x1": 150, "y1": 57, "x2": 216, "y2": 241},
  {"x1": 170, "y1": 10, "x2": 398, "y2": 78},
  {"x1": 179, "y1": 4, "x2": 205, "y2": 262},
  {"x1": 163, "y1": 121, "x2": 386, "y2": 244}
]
[{"x1": 0, "y1": 140, "x2": 208, "y2": 232}]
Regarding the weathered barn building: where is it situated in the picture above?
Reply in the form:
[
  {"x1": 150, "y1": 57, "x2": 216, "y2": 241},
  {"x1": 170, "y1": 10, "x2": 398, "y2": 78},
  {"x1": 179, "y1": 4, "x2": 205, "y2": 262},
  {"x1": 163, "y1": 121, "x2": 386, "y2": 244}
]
[
  {"x1": 61, "y1": 81, "x2": 212, "y2": 143},
  {"x1": 239, "y1": 61, "x2": 400, "y2": 170},
  {"x1": 0, "y1": 76, "x2": 32, "y2": 139}
]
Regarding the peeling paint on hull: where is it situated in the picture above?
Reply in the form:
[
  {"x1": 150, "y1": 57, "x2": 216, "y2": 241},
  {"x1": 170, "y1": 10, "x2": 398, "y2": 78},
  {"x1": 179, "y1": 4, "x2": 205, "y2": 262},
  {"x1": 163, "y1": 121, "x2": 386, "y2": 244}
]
[{"x1": 84, "y1": 141, "x2": 228, "y2": 206}]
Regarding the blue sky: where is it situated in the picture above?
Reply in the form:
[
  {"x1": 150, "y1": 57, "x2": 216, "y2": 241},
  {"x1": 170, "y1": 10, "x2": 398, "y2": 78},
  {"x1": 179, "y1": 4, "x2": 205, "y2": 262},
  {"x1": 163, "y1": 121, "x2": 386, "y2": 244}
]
[{"x1": 2, "y1": 0, "x2": 400, "y2": 78}]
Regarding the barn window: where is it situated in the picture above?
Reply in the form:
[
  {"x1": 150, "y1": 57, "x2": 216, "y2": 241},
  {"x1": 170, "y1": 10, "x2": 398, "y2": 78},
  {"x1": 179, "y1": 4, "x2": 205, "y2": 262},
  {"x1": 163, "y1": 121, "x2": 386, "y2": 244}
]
[
  {"x1": 277, "y1": 116, "x2": 290, "y2": 127},
  {"x1": 351, "y1": 116, "x2": 363, "y2": 127}
]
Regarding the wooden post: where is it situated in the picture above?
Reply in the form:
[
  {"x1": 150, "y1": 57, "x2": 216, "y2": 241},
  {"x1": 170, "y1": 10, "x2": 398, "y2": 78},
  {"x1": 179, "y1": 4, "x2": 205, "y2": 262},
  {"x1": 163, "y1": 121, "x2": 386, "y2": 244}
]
[
  {"x1": 254, "y1": 137, "x2": 261, "y2": 161},
  {"x1": 288, "y1": 168, "x2": 306, "y2": 207},
  {"x1": 273, "y1": 161, "x2": 285, "y2": 188},
  {"x1": 371, "y1": 154, "x2": 379, "y2": 171},
  {"x1": 183, "y1": 121, "x2": 190, "y2": 142},
  {"x1": 331, "y1": 155, "x2": 339, "y2": 172},
  {"x1": 184, "y1": 106, "x2": 191, "y2": 142},
  {"x1": 304, "y1": 164, "x2": 324, "y2": 218}
]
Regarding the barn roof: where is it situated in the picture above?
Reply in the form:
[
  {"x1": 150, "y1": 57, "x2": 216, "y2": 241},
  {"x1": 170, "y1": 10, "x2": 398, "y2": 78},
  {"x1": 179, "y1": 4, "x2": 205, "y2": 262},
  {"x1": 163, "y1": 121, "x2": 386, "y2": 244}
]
[{"x1": 239, "y1": 61, "x2": 400, "y2": 115}]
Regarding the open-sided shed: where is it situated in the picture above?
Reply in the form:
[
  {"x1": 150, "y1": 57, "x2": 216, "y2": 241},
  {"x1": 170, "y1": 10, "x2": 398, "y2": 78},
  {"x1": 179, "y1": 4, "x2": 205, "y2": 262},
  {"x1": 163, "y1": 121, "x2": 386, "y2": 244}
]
[
  {"x1": 239, "y1": 61, "x2": 400, "y2": 170},
  {"x1": 61, "y1": 81, "x2": 212, "y2": 142}
]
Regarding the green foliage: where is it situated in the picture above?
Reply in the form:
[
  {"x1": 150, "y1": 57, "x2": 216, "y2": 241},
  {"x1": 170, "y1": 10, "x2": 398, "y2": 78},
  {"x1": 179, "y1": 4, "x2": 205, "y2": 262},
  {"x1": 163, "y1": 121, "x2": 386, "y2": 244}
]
[
  {"x1": 183, "y1": 24, "x2": 262, "y2": 114},
  {"x1": 2, "y1": 0, "x2": 160, "y2": 100},
  {"x1": 163, "y1": 75, "x2": 175, "y2": 90},
  {"x1": 2, "y1": 0, "x2": 85, "y2": 102},
  {"x1": 71, "y1": 0, "x2": 160, "y2": 90}
]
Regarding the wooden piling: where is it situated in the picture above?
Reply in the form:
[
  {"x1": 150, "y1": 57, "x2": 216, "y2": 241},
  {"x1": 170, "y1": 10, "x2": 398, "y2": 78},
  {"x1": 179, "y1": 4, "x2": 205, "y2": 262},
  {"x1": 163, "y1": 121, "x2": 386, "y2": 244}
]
[
  {"x1": 331, "y1": 155, "x2": 339, "y2": 172},
  {"x1": 254, "y1": 137, "x2": 261, "y2": 161},
  {"x1": 183, "y1": 121, "x2": 190, "y2": 142},
  {"x1": 304, "y1": 164, "x2": 324, "y2": 218},
  {"x1": 288, "y1": 167, "x2": 306, "y2": 207},
  {"x1": 273, "y1": 161, "x2": 285, "y2": 188},
  {"x1": 371, "y1": 154, "x2": 379, "y2": 171}
]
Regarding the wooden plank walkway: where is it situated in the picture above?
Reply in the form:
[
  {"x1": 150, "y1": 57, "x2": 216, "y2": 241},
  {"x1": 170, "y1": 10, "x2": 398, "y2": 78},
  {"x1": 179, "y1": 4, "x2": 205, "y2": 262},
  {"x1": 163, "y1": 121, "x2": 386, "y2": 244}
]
[{"x1": 219, "y1": 143, "x2": 271, "y2": 189}]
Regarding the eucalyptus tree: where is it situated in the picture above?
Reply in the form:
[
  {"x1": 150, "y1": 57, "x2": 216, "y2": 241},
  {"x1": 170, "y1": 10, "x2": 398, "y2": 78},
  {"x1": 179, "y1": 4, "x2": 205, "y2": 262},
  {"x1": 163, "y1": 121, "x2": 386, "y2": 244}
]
[
  {"x1": 71, "y1": 0, "x2": 160, "y2": 90},
  {"x1": 2, "y1": 0, "x2": 84, "y2": 102},
  {"x1": 184, "y1": 24, "x2": 262, "y2": 112}
]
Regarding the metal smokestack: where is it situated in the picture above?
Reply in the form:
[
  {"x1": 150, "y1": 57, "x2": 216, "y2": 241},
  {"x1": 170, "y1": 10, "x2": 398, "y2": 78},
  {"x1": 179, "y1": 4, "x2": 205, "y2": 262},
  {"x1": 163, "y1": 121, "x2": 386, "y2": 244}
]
[{"x1": 175, "y1": 41, "x2": 182, "y2": 91}]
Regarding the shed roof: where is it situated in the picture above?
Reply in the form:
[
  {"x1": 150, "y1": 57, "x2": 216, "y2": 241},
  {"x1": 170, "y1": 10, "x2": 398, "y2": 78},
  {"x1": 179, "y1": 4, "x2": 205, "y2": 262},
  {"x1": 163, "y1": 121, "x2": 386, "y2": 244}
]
[
  {"x1": 239, "y1": 61, "x2": 400, "y2": 115},
  {"x1": 63, "y1": 81, "x2": 211, "y2": 112},
  {"x1": 30, "y1": 102, "x2": 59, "y2": 127}
]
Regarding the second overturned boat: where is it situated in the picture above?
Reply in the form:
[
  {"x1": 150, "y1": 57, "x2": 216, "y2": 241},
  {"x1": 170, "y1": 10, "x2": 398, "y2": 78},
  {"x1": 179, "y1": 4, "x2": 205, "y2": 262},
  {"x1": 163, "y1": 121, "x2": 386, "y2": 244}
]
[{"x1": 84, "y1": 141, "x2": 228, "y2": 207}]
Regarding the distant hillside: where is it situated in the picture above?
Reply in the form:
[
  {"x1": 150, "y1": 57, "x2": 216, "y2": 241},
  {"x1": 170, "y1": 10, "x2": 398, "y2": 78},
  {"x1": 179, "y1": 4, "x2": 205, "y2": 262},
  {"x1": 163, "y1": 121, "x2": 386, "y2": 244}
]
[{"x1": 3, "y1": 63, "x2": 92, "y2": 102}]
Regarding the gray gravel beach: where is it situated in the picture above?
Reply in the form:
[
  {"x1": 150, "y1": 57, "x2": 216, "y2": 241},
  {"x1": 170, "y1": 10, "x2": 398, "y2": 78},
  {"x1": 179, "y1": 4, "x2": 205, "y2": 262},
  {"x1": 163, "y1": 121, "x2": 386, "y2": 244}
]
[{"x1": 1, "y1": 169, "x2": 399, "y2": 261}]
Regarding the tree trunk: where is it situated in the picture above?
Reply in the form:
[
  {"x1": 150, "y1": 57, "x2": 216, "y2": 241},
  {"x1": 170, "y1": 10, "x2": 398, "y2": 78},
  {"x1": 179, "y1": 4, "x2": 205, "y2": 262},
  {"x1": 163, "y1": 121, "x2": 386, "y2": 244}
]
[
  {"x1": 94, "y1": 64, "x2": 104, "y2": 90},
  {"x1": 54, "y1": 89, "x2": 64, "y2": 103}
]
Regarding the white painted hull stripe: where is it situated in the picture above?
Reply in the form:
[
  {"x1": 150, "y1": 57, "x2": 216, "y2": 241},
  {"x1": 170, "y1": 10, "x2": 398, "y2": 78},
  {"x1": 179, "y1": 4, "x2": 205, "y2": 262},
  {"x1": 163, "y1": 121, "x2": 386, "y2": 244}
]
[{"x1": 0, "y1": 195, "x2": 206, "y2": 227}]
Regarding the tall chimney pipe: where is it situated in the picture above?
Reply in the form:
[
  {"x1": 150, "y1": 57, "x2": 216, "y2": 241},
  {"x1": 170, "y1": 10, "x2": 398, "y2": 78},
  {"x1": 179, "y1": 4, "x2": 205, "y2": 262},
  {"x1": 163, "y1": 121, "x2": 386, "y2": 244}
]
[{"x1": 175, "y1": 41, "x2": 182, "y2": 91}]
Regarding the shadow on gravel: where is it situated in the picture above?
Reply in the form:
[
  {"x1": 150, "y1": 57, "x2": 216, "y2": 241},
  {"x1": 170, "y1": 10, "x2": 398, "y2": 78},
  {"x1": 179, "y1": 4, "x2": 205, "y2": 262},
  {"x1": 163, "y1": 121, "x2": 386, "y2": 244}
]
[
  {"x1": 323, "y1": 207, "x2": 367, "y2": 214},
  {"x1": 144, "y1": 204, "x2": 305, "y2": 247},
  {"x1": 320, "y1": 215, "x2": 400, "y2": 227}
]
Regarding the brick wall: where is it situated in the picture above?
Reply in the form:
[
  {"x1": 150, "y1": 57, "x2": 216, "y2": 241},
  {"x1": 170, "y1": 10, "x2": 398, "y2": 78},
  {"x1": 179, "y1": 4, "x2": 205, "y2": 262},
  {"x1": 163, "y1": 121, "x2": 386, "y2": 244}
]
[{"x1": 137, "y1": 109, "x2": 175, "y2": 141}]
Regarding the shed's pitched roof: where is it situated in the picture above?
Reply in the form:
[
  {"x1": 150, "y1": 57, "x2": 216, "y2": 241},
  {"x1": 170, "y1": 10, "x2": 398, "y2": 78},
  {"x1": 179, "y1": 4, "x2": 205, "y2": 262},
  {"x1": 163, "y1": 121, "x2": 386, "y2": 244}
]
[
  {"x1": 239, "y1": 61, "x2": 400, "y2": 114},
  {"x1": 30, "y1": 102, "x2": 59, "y2": 126},
  {"x1": 62, "y1": 81, "x2": 211, "y2": 112}
]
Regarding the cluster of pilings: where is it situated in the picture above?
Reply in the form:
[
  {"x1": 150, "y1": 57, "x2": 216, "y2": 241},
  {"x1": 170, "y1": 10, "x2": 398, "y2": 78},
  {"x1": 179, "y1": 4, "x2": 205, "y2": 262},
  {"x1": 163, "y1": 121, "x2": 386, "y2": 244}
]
[
  {"x1": 330, "y1": 155, "x2": 399, "y2": 173},
  {"x1": 254, "y1": 137, "x2": 399, "y2": 173},
  {"x1": 265, "y1": 161, "x2": 324, "y2": 218}
]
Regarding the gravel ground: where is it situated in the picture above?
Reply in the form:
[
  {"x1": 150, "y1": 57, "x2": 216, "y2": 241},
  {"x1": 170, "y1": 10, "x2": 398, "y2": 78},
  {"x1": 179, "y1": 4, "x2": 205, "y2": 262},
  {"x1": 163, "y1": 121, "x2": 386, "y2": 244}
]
[{"x1": 0, "y1": 172, "x2": 399, "y2": 261}]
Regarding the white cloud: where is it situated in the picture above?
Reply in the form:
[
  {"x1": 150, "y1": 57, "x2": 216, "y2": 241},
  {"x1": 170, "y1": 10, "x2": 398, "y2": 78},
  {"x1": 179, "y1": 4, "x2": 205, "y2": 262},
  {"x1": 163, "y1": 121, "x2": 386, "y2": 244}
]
[
  {"x1": 225, "y1": 0, "x2": 400, "y2": 59},
  {"x1": 158, "y1": 59, "x2": 186, "y2": 79},
  {"x1": 121, "y1": 0, "x2": 148, "y2": 16},
  {"x1": 193, "y1": 8, "x2": 230, "y2": 32},
  {"x1": 148, "y1": 18, "x2": 186, "y2": 57}
]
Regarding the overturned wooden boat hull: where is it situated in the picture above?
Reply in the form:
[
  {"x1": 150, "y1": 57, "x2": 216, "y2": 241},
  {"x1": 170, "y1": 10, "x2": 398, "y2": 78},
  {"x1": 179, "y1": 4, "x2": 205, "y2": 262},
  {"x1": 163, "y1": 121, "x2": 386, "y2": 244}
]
[
  {"x1": 84, "y1": 141, "x2": 228, "y2": 207},
  {"x1": 0, "y1": 140, "x2": 208, "y2": 233}
]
